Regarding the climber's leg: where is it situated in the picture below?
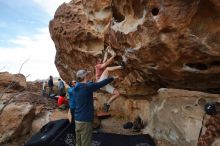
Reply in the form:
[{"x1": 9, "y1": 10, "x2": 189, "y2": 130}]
[
  {"x1": 97, "y1": 67, "x2": 121, "y2": 112},
  {"x1": 99, "y1": 66, "x2": 122, "y2": 80},
  {"x1": 107, "y1": 89, "x2": 120, "y2": 104},
  {"x1": 102, "y1": 85, "x2": 120, "y2": 112}
]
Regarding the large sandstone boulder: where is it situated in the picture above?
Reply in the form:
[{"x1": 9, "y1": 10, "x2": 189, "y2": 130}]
[
  {"x1": 0, "y1": 102, "x2": 35, "y2": 143},
  {"x1": 0, "y1": 90, "x2": 66, "y2": 145},
  {"x1": 144, "y1": 88, "x2": 220, "y2": 146},
  {"x1": 49, "y1": 0, "x2": 220, "y2": 95},
  {"x1": 0, "y1": 72, "x2": 27, "y2": 94},
  {"x1": 49, "y1": 1, "x2": 220, "y2": 145}
]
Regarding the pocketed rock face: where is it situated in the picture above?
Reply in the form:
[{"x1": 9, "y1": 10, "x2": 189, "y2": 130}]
[
  {"x1": 49, "y1": 0, "x2": 104, "y2": 85},
  {"x1": 50, "y1": 0, "x2": 220, "y2": 95}
]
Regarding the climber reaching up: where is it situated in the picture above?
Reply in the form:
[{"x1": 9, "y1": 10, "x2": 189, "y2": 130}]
[{"x1": 95, "y1": 46, "x2": 125, "y2": 112}]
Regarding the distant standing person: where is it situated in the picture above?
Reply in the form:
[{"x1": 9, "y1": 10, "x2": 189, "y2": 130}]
[
  {"x1": 58, "y1": 78, "x2": 65, "y2": 95},
  {"x1": 48, "y1": 76, "x2": 53, "y2": 97},
  {"x1": 73, "y1": 69, "x2": 114, "y2": 146},
  {"x1": 41, "y1": 80, "x2": 47, "y2": 97}
]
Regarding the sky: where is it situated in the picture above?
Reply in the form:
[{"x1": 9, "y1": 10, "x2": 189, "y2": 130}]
[{"x1": 0, "y1": 0, "x2": 71, "y2": 81}]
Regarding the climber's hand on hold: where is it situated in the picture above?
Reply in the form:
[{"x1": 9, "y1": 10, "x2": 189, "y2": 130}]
[
  {"x1": 119, "y1": 61, "x2": 126, "y2": 70},
  {"x1": 112, "y1": 75, "x2": 119, "y2": 79},
  {"x1": 107, "y1": 47, "x2": 116, "y2": 57},
  {"x1": 106, "y1": 46, "x2": 111, "y2": 50}
]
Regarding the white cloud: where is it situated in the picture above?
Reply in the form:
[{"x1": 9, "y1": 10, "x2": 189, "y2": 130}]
[
  {"x1": 32, "y1": 0, "x2": 71, "y2": 16},
  {"x1": 0, "y1": 28, "x2": 59, "y2": 81},
  {"x1": 10, "y1": 36, "x2": 33, "y2": 46}
]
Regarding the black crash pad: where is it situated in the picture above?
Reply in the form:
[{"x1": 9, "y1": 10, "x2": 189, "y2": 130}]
[
  {"x1": 24, "y1": 119, "x2": 155, "y2": 146},
  {"x1": 92, "y1": 133, "x2": 156, "y2": 146}
]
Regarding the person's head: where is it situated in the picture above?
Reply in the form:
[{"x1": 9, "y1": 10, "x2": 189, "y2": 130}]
[
  {"x1": 60, "y1": 92, "x2": 66, "y2": 97},
  {"x1": 49, "y1": 75, "x2": 53, "y2": 79},
  {"x1": 76, "y1": 69, "x2": 91, "y2": 82},
  {"x1": 96, "y1": 54, "x2": 103, "y2": 64},
  {"x1": 58, "y1": 78, "x2": 61, "y2": 81},
  {"x1": 68, "y1": 80, "x2": 77, "y2": 87},
  {"x1": 72, "y1": 80, "x2": 77, "y2": 86}
]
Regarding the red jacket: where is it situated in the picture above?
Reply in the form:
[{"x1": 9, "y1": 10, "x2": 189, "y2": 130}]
[{"x1": 58, "y1": 96, "x2": 68, "y2": 106}]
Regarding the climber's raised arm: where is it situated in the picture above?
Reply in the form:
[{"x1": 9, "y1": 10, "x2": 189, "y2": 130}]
[
  {"x1": 102, "y1": 47, "x2": 109, "y2": 63},
  {"x1": 100, "y1": 47, "x2": 116, "y2": 68}
]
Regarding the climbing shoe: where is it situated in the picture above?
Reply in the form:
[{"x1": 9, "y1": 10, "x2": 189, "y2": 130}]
[
  {"x1": 119, "y1": 61, "x2": 126, "y2": 70},
  {"x1": 123, "y1": 122, "x2": 133, "y2": 129},
  {"x1": 133, "y1": 116, "x2": 144, "y2": 132},
  {"x1": 103, "y1": 103, "x2": 110, "y2": 112}
]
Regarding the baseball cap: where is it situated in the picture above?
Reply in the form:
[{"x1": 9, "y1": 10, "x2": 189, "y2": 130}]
[{"x1": 76, "y1": 69, "x2": 91, "y2": 79}]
